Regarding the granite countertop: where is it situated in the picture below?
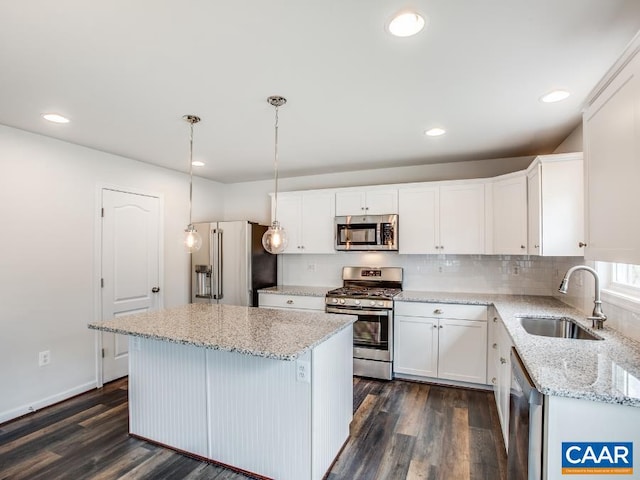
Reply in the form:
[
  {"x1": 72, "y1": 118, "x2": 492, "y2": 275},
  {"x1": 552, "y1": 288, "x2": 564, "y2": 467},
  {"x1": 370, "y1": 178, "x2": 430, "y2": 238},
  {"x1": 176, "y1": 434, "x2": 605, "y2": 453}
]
[
  {"x1": 259, "y1": 285, "x2": 335, "y2": 297},
  {"x1": 89, "y1": 303, "x2": 354, "y2": 361},
  {"x1": 398, "y1": 291, "x2": 640, "y2": 407}
]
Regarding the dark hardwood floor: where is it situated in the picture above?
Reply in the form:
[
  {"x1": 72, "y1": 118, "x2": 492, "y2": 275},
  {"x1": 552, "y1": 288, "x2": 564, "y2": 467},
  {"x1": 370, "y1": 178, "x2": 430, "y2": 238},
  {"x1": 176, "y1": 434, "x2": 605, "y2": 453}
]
[{"x1": 0, "y1": 377, "x2": 506, "y2": 480}]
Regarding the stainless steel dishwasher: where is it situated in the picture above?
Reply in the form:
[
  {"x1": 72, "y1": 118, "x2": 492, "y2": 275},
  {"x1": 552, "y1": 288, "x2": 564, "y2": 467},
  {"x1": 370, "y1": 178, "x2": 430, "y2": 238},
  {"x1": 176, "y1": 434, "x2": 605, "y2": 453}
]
[{"x1": 508, "y1": 348, "x2": 544, "y2": 480}]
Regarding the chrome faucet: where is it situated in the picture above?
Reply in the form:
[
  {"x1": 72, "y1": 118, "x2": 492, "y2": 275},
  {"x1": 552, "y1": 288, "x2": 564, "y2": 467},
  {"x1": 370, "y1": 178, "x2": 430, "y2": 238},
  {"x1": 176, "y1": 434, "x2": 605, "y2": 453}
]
[{"x1": 558, "y1": 265, "x2": 607, "y2": 329}]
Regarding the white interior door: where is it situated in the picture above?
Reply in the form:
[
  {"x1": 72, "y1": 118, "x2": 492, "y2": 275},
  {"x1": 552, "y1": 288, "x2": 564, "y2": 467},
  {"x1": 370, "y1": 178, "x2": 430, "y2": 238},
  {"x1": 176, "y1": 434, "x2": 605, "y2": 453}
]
[{"x1": 101, "y1": 189, "x2": 160, "y2": 382}]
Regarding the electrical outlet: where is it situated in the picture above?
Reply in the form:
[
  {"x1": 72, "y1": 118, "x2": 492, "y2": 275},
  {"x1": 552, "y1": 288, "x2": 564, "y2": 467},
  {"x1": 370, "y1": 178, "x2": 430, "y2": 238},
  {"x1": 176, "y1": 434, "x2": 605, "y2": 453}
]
[
  {"x1": 38, "y1": 350, "x2": 50, "y2": 366},
  {"x1": 307, "y1": 263, "x2": 316, "y2": 272},
  {"x1": 513, "y1": 265, "x2": 520, "y2": 276},
  {"x1": 438, "y1": 266, "x2": 443, "y2": 274},
  {"x1": 296, "y1": 360, "x2": 311, "y2": 383}
]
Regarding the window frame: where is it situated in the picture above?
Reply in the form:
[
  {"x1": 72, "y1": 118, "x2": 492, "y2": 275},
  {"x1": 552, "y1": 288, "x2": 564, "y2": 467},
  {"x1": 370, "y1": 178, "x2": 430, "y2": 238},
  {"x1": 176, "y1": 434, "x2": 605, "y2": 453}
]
[{"x1": 597, "y1": 261, "x2": 640, "y2": 313}]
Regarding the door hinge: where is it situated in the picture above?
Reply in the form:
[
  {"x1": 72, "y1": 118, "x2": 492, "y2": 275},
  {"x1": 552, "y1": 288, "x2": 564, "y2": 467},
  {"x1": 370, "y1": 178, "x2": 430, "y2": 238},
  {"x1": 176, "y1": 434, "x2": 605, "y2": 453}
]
[
  {"x1": 101, "y1": 207, "x2": 104, "y2": 218},
  {"x1": 101, "y1": 278, "x2": 104, "y2": 288},
  {"x1": 101, "y1": 348, "x2": 105, "y2": 358}
]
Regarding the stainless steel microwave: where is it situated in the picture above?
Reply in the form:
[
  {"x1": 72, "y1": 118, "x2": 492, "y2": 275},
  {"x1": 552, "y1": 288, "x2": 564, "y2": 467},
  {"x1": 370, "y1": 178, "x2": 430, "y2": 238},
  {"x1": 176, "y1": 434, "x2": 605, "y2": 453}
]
[{"x1": 335, "y1": 214, "x2": 398, "y2": 251}]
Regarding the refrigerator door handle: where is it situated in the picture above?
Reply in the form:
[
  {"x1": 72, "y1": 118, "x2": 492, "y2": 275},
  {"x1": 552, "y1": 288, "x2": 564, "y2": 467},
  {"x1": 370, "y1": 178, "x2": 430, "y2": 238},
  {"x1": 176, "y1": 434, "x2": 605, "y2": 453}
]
[
  {"x1": 212, "y1": 229, "x2": 220, "y2": 300},
  {"x1": 217, "y1": 229, "x2": 223, "y2": 300}
]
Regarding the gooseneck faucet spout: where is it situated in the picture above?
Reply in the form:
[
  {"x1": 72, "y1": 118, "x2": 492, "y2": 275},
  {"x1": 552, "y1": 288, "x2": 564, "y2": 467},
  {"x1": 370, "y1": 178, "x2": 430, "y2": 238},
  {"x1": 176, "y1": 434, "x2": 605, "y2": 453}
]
[{"x1": 558, "y1": 265, "x2": 607, "y2": 329}]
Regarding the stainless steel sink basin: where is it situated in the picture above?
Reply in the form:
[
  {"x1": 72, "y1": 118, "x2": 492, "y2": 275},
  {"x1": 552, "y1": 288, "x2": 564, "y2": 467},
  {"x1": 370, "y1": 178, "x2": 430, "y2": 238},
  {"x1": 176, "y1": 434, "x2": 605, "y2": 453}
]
[{"x1": 518, "y1": 316, "x2": 603, "y2": 341}]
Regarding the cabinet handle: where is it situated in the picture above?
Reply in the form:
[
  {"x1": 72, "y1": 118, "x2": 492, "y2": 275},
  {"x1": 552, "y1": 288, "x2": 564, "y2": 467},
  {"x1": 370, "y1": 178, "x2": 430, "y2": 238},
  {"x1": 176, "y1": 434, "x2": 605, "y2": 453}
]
[
  {"x1": 433, "y1": 308, "x2": 443, "y2": 314},
  {"x1": 534, "y1": 244, "x2": 539, "y2": 249},
  {"x1": 433, "y1": 325, "x2": 438, "y2": 329},
  {"x1": 493, "y1": 317, "x2": 497, "y2": 323},
  {"x1": 491, "y1": 377, "x2": 497, "y2": 385},
  {"x1": 286, "y1": 299, "x2": 294, "y2": 304},
  {"x1": 492, "y1": 343, "x2": 498, "y2": 349},
  {"x1": 440, "y1": 245, "x2": 444, "y2": 250},
  {"x1": 500, "y1": 357, "x2": 507, "y2": 365},
  {"x1": 439, "y1": 325, "x2": 443, "y2": 329},
  {"x1": 579, "y1": 242, "x2": 587, "y2": 248},
  {"x1": 520, "y1": 245, "x2": 526, "y2": 249}
]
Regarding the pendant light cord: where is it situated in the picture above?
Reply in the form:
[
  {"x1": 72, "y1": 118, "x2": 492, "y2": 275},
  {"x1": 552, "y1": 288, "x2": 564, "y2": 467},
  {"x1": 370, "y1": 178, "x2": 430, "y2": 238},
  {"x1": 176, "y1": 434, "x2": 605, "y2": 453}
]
[
  {"x1": 273, "y1": 104, "x2": 280, "y2": 224},
  {"x1": 188, "y1": 121, "x2": 194, "y2": 227}
]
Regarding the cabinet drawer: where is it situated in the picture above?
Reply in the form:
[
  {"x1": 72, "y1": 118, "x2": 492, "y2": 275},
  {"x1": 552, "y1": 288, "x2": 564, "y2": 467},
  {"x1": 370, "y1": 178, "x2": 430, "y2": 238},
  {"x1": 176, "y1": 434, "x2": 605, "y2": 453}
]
[
  {"x1": 394, "y1": 301, "x2": 487, "y2": 321},
  {"x1": 258, "y1": 293, "x2": 325, "y2": 311}
]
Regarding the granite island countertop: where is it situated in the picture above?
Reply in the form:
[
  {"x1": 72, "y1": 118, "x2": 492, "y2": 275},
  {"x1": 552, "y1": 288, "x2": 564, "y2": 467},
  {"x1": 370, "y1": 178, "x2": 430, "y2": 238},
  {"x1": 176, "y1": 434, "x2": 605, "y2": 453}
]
[
  {"x1": 398, "y1": 291, "x2": 640, "y2": 407},
  {"x1": 89, "y1": 303, "x2": 354, "y2": 361}
]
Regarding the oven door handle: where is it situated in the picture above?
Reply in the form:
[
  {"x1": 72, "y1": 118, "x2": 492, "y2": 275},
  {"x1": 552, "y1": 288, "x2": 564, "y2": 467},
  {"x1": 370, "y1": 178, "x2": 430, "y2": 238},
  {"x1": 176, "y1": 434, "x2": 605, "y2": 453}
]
[{"x1": 326, "y1": 307, "x2": 390, "y2": 316}]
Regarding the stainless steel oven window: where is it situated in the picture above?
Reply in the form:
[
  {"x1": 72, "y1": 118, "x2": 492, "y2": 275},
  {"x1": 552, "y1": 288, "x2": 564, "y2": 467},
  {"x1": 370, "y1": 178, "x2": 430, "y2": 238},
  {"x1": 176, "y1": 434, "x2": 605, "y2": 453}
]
[
  {"x1": 352, "y1": 311, "x2": 389, "y2": 349},
  {"x1": 337, "y1": 224, "x2": 378, "y2": 245}
]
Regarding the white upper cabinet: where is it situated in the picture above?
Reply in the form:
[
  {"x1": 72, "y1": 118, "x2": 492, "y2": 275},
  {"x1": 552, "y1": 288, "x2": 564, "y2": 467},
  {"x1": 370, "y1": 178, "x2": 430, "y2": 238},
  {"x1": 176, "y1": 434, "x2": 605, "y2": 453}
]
[
  {"x1": 439, "y1": 183, "x2": 485, "y2": 254},
  {"x1": 398, "y1": 182, "x2": 485, "y2": 254},
  {"x1": 271, "y1": 191, "x2": 336, "y2": 254},
  {"x1": 490, "y1": 172, "x2": 528, "y2": 255},
  {"x1": 584, "y1": 47, "x2": 640, "y2": 264},
  {"x1": 335, "y1": 188, "x2": 398, "y2": 216},
  {"x1": 398, "y1": 186, "x2": 439, "y2": 254},
  {"x1": 527, "y1": 153, "x2": 585, "y2": 256}
]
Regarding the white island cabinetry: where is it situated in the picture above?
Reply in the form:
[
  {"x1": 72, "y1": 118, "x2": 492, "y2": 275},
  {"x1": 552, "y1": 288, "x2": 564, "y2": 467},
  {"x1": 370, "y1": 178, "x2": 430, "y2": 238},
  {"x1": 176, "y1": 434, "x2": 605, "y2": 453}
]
[
  {"x1": 90, "y1": 304, "x2": 353, "y2": 480},
  {"x1": 394, "y1": 301, "x2": 488, "y2": 385}
]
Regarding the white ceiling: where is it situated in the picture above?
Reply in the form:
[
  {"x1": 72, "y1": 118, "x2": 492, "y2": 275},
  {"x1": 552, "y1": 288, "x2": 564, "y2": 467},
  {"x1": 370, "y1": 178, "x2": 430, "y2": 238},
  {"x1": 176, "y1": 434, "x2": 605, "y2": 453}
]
[{"x1": 2, "y1": 1, "x2": 640, "y2": 183}]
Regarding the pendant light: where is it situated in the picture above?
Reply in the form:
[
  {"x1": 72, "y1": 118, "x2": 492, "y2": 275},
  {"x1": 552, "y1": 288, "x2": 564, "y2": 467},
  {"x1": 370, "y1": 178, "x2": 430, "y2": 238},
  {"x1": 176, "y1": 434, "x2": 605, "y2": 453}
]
[
  {"x1": 183, "y1": 114, "x2": 202, "y2": 253},
  {"x1": 262, "y1": 96, "x2": 288, "y2": 254}
]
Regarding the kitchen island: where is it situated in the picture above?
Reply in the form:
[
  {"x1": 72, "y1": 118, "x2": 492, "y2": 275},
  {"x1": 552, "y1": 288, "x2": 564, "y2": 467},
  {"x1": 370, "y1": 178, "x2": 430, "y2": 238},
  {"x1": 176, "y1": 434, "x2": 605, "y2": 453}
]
[{"x1": 89, "y1": 303, "x2": 355, "y2": 480}]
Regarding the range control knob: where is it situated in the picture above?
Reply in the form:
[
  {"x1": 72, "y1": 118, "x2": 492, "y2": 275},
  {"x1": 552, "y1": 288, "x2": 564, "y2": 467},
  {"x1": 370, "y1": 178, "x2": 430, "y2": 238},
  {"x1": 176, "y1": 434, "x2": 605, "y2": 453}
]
[
  {"x1": 377, "y1": 301, "x2": 384, "y2": 306},
  {"x1": 339, "y1": 298, "x2": 346, "y2": 305},
  {"x1": 354, "y1": 299, "x2": 361, "y2": 305},
  {"x1": 370, "y1": 300, "x2": 376, "y2": 306},
  {"x1": 332, "y1": 298, "x2": 338, "y2": 304}
]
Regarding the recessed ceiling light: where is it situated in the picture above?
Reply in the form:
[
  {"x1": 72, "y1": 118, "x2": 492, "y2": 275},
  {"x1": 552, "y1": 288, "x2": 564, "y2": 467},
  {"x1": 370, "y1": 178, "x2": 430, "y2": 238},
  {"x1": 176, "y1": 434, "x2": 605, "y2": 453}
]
[
  {"x1": 540, "y1": 90, "x2": 570, "y2": 103},
  {"x1": 388, "y1": 12, "x2": 425, "y2": 37},
  {"x1": 425, "y1": 127, "x2": 446, "y2": 137},
  {"x1": 191, "y1": 161, "x2": 205, "y2": 167},
  {"x1": 42, "y1": 113, "x2": 70, "y2": 124}
]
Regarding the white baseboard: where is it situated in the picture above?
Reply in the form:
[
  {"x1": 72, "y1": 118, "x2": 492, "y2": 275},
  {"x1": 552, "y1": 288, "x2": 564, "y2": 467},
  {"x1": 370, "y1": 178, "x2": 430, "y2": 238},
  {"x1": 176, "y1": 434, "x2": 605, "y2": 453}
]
[{"x1": 0, "y1": 381, "x2": 98, "y2": 424}]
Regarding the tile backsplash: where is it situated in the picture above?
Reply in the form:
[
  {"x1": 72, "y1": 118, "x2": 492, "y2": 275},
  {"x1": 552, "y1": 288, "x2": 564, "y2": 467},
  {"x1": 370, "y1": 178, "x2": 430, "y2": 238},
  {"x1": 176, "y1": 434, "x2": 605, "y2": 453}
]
[
  {"x1": 280, "y1": 253, "x2": 640, "y2": 342},
  {"x1": 280, "y1": 253, "x2": 582, "y2": 295}
]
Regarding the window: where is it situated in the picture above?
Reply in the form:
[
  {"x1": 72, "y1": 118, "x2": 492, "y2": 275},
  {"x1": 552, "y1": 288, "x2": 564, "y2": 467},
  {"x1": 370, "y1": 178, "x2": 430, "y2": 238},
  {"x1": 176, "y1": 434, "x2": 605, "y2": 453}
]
[
  {"x1": 612, "y1": 263, "x2": 640, "y2": 290},
  {"x1": 597, "y1": 261, "x2": 640, "y2": 310}
]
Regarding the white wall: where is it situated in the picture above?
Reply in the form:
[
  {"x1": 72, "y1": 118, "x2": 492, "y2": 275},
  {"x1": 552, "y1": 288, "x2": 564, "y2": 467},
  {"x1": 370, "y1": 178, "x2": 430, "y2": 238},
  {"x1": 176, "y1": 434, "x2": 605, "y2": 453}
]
[
  {"x1": 553, "y1": 123, "x2": 583, "y2": 154},
  {"x1": 0, "y1": 125, "x2": 224, "y2": 422}
]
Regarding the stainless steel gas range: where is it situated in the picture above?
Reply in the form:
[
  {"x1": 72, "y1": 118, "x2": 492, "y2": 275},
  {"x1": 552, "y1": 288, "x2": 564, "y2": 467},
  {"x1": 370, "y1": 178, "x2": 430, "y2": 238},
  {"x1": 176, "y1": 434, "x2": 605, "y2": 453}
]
[{"x1": 325, "y1": 266, "x2": 403, "y2": 380}]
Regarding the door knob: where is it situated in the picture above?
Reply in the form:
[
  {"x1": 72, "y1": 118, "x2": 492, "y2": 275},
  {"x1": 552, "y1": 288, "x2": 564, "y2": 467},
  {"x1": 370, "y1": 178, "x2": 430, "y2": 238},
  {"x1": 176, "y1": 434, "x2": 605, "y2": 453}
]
[{"x1": 152, "y1": 287, "x2": 160, "y2": 293}]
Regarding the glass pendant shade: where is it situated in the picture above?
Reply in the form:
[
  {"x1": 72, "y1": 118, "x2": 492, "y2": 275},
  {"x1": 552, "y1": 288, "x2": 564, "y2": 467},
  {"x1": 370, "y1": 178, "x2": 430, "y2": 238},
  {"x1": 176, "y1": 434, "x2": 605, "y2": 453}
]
[
  {"x1": 184, "y1": 224, "x2": 202, "y2": 253},
  {"x1": 262, "y1": 221, "x2": 288, "y2": 254}
]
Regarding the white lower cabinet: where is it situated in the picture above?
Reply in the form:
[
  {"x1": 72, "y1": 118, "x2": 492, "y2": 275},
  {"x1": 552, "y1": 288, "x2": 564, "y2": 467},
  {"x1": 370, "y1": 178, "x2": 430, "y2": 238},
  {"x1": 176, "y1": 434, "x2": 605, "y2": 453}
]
[
  {"x1": 258, "y1": 292, "x2": 325, "y2": 311},
  {"x1": 488, "y1": 312, "x2": 513, "y2": 450},
  {"x1": 394, "y1": 302, "x2": 487, "y2": 385}
]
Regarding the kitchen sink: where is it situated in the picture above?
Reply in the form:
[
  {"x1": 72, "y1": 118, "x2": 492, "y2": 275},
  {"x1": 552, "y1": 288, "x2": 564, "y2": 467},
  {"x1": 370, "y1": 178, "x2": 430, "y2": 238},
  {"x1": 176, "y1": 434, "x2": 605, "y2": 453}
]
[{"x1": 517, "y1": 316, "x2": 603, "y2": 341}]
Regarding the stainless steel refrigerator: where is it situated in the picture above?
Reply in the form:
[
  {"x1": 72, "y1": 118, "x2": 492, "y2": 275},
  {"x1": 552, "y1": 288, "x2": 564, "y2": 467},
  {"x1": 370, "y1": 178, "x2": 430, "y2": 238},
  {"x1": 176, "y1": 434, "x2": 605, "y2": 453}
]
[{"x1": 191, "y1": 221, "x2": 277, "y2": 306}]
